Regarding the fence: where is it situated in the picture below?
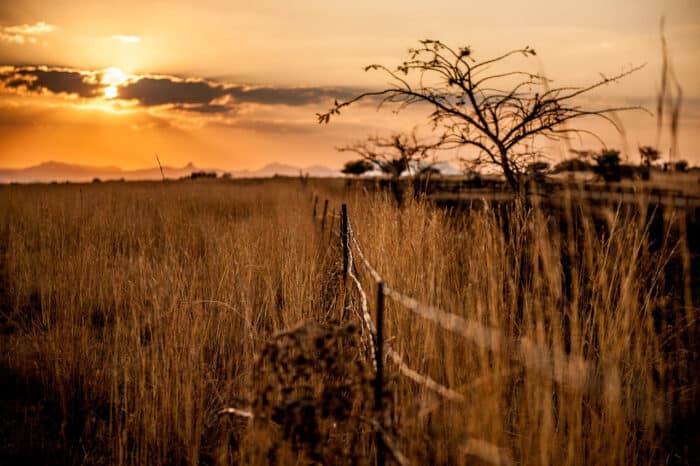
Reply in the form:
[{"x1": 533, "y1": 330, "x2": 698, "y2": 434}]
[
  {"x1": 221, "y1": 192, "x2": 624, "y2": 464},
  {"x1": 311, "y1": 193, "x2": 622, "y2": 466}
]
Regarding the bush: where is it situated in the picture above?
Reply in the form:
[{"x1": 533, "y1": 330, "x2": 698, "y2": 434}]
[
  {"x1": 552, "y1": 158, "x2": 593, "y2": 173},
  {"x1": 341, "y1": 159, "x2": 374, "y2": 176},
  {"x1": 593, "y1": 150, "x2": 621, "y2": 182},
  {"x1": 674, "y1": 160, "x2": 689, "y2": 172},
  {"x1": 190, "y1": 171, "x2": 217, "y2": 179}
]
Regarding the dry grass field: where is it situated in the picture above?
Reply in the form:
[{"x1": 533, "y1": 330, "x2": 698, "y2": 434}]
[{"x1": 0, "y1": 178, "x2": 697, "y2": 465}]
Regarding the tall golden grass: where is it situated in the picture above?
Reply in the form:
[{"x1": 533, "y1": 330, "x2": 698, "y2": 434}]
[{"x1": 0, "y1": 178, "x2": 696, "y2": 465}]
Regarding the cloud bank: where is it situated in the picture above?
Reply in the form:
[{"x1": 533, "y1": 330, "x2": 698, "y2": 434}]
[{"x1": 0, "y1": 65, "x2": 359, "y2": 114}]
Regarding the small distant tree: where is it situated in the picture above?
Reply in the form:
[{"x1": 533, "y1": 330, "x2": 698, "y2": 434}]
[
  {"x1": 526, "y1": 161, "x2": 550, "y2": 182},
  {"x1": 593, "y1": 149, "x2": 622, "y2": 182},
  {"x1": 673, "y1": 160, "x2": 689, "y2": 172},
  {"x1": 337, "y1": 129, "x2": 438, "y2": 178},
  {"x1": 318, "y1": 39, "x2": 643, "y2": 191},
  {"x1": 338, "y1": 130, "x2": 440, "y2": 204},
  {"x1": 190, "y1": 171, "x2": 217, "y2": 179},
  {"x1": 637, "y1": 146, "x2": 660, "y2": 180},
  {"x1": 92, "y1": 177, "x2": 102, "y2": 183},
  {"x1": 552, "y1": 158, "x2": 593, "y2": 173},
  {"x1": 341, "y1": 159, "x2": 374, "y2": 176},
  {"x1": 527, "y1": 161, "x2": 550, "y2": 173},
  {"x1": 639, "y1": 146, "x2": 661, "y2": 166}
]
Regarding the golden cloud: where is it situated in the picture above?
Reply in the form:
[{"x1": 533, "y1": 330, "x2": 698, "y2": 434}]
[{"x1": 0, "y1": 21, "x2": 55, "y2": 45}]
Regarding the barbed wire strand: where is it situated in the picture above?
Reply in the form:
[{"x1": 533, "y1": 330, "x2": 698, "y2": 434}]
[
  {"x1": 347, "y1": 221, "x2": 383, "y2": 283},
  {"x1": 217, "y1": 407, "x2": 254, "y2": 419},
  {"x1": 346, "y1": 239, "x2": 378, "y2": 372},
  {"x1": 347, "y1": 220, "x2": 468, "y2": 401},
  {"x1": 386, "y1": 347, "x2": 465, "y2": 402}
]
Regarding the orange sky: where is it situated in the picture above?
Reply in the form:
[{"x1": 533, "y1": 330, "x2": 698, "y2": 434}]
[{"x1": 0, "y1": 0, "x2": 699, "y2": 171}]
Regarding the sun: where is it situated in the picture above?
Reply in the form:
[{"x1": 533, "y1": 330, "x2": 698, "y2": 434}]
[
  {"x1": 104, "y1": 86, "x2": 118, "y2": 99},
  {"x1": 101, "y1": 67, "x2": 128, "y2": 99}
]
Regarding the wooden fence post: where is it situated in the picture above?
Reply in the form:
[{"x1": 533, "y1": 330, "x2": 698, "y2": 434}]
[
  {"x1": 341, "y1": 204, "x2": 348, "y2": 282},
  {"x1": 375, "y1": 281, "x2": 386, "y2": 466},
  {"x1": 330, "y1": 208, "x2": 336, "y2": 243},
  {"x1": 320, "y1": 199, "x2": 329, "y2": 232},
  {"x1": 312, "y1": 195, "x2": 318, "y2": 221}
]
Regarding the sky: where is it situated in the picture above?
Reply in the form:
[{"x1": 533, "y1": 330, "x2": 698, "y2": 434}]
[{"x1": 0, "y1": 0, "x2": 699, "y2": 171}]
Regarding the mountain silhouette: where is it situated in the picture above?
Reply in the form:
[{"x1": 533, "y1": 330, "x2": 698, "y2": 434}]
[{"x1": 0, "y1": 161, "x2": 342, "y2": 183}]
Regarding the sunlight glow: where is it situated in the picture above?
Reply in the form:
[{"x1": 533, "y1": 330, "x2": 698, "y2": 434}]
[
  {"x1": 104, "y1": 85, "x2": 118, "y2": 99},
  {"x1": 101, "y1": 67, "x2": 129, "y2": 99},
  {"x1": 112, "y1": 34, "x2": 141, "y2": 44},
  {"x1": 102, "y1": 67, "x2": 128, "y2": 86}
]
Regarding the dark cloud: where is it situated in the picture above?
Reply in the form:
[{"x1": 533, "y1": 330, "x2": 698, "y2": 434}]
[
  {"x1": 223, "y1": 119, "x2": 319, "y2": 134},
  {"x1": 227, "y1": 86, "x2": 357, "y2": 106},
  {"x1": 119, "y1": 77, "x2": 227, "y2": 106},
  {"x1": 170, "y1": 103, "x2": 234, "y2": 114},
  {"x1": 0, "y1": 65, "x2": 363, "y2": 112},
  {"x1": 119, "y1": 78, "x2": 358, "y2": 109},
  {"x1": 0, "y1": 67, "x2": 100, "y2": 97}
]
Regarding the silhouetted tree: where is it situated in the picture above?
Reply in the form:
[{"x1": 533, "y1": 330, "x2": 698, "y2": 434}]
[
  {"x1": 190, "y1": 171, "x2": 217, "y2": 179},
  {"x1": 341, "y1": 159, "x2": 374, "y2": 175},
  {"x1": 673, "y1": 160, "x2": 689, "y2": 172},
  {"x1": 637, "y1": 145, "x2": 660, "y2": 180},
  {"x1": 319, "y1": 39, "x2": 642, "y2": 190},
  {"x1": 337, "y1": 129, "x2": 438, "y2": 177},
  {"x1": 338, "y1": 130, "x2": 440, "y2": 204},
  {"x1": 552, "y1": 158, "x2": 592, "y2": 173},
  {"x1": 639, "y1": 146, "x2": 661, "y2": 166},
  {"x1": 593, "y1": 149, "x2": 622, "y2": 182}
]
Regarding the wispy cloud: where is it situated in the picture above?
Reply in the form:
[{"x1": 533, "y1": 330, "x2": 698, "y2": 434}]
[
  {"x1": 112, "y1": 34, "x2": 141, "y2": 44},
  {"x1": 0, "y1": 21, "x2": 55, "y2": 45}
]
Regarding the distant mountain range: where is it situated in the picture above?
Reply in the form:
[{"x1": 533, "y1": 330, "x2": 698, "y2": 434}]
[{"x1": 0, "y1": 161, "x2": 344, "y2": 183}]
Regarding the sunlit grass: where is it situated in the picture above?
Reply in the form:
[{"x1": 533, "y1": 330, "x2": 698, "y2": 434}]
[{"x1": 0, "y1": 178, "x2": 696, "y2": 465}]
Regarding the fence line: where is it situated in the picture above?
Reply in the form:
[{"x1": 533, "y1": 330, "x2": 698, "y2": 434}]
[
  {"x1": 345, "y1": 213, "x2": 477, "y2": 403},
  {"x1": 313, "y1": 197, "x2": 613, "y2": 465},
  {"x1": 344, "y1": 206, "x2": 609, "y2": 395},
  {"x1": 348, "y1": 229, "x2": 468, "y2": 401},
  {"x1": 223, "y1": 194, "x2": 624, "y2": 460}
]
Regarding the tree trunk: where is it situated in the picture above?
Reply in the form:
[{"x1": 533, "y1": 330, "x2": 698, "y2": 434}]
[{"x1": 500, "y1": 151, "x2": 519, "y2": 191}]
